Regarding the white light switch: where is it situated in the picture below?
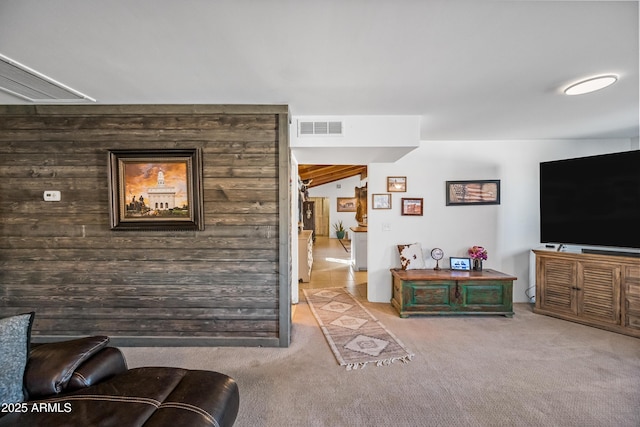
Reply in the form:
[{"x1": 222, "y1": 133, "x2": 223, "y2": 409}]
[
  {"x1": 43, "y1": 191, "x2": 61, "y2": 202},
  {"x1": 382, "y1": 223, "x2": 391, "y2": 232}
]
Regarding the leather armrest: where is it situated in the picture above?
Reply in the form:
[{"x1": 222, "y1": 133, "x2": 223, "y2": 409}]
[
  {"x1": 66, "y1": 346, "x2": 128, "y2": 391},
  {"x1": 24, "y1": 336, "x2": 110, "y2": 399}
]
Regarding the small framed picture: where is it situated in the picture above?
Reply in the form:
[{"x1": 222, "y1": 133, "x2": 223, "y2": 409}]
[
  {"x1": 372, "y1": 193, "x2": 392, "y2": 209},
  {"x1": 337, "y1": 197, "x2": 357, "y2": 212},
  {"x1": 450, "y1": 257, "x2": 471, "y2": 271},
  {"x1": 401, "y1": 198, "x2": 423, "y2": 216},
  {"x1": 446, "y1": 180, "x2": 500, "y2": 206},
  {"x1": 387, "y1": 176, "x2": 407, "y2": 192}
]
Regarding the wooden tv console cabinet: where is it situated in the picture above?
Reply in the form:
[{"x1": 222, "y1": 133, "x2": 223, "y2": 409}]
[
  {"x1": 533, "y1": 250, "x2": 640, "y2": 338},
  {"x1": 390, "y1": 268, "x2": 516, "y2": 317}
]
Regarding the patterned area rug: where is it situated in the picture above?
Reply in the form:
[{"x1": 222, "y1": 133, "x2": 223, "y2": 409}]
[{"x1": 303, "y1": 288, "x2": 414, "y2": 370}]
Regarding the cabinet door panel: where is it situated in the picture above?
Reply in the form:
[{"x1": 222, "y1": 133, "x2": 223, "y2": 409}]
[
  {"x1": 539, "y1": 259, "x2": 576, "y2": 314},
  {"x1": 624, "y1": 265, "x2": 640, "y2": 328},
  {"x1": 579, "y1": 262, "x2": 620, "y2": 325},
  {"x1": 460, "y1": 281, "x2": 512, "y2": 312},
  {"x1": 465, "y1": 284, "x2": 504, "y2": 305},
  {"x1": 405, "y1": 282, "x2": 452, "y2": 310},
  {"x1": 626, "y1": 313, "x2": 640, "y2": 330}
]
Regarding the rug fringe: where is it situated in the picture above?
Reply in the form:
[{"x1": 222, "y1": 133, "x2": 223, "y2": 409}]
[
  {"x1": 345, "y1": 362, "x2": 369, "y2": 371},
  {"x1": 345, "y1": 354, "x2": 414, "y2": 370}
]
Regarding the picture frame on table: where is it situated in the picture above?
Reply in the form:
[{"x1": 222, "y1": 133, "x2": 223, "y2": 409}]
[
  {"x1": 108, "y1": 148, "x2": 204, "y2": 231},
  {"x1": 450, "y1": 257, "x2": 471, "y2": 271}
]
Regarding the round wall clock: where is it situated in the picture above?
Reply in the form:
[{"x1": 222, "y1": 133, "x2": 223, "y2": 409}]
[{"x1": 431, "y1": 247, "x2": 444, "y2": 270}]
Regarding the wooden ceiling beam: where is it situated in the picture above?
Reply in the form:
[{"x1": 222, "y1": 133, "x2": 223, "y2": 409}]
[
  {"x1": 299, "y1": 165, "x2": 361, "y2": 181},
  {"x1": 311, "y1": 168, "x2": 366, "y2": 187},
  {"x1": 298, "y1": 165, "x2": 367, "y2": 188}
]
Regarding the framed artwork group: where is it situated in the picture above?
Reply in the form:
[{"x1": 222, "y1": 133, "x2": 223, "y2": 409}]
[
  {"x1": 372, "y1": 176, "x2": 501, "y2": 216},
  {"x1": 373, "y1": 176, "x2": 424, "y2": 216}
]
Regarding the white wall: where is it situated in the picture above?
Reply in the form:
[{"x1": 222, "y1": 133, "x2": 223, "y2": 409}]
[
  {"x1": 307, "y1": 175, "x2": 367, "y2": 238},
  {"x1": 366, "y1": 138, "x2": 634, "y2": 303}
]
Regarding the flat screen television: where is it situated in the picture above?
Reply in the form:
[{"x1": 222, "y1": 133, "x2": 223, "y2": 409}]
[{"x1": 539, "y1": 150, "x2": 640, "y2": 250}]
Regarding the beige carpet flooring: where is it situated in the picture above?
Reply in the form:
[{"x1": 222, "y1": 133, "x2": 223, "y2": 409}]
[
  {"x1": 122, "y1": 300, "x2": 640, "y2": 427},
  {"x1": 121, "y1": 238, "x2": 640, "y2": 426}
]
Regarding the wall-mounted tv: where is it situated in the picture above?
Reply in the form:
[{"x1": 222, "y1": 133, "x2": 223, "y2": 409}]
[{"x1": 540, "y1": 150, "x2": 640, "y2": 250}]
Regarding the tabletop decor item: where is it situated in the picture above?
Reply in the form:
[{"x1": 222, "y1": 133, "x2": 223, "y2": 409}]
[
  {"x1": 397, "y1": 243, "x2": 425, "y2": 270},
  {"x1": 450, "y1": 257, "x2": 471, "y2": 271},
  {"x1": 469, "y1": 245, "x2": 488, "y2": 271},
  {"x1": 431, "y1": 247, "x2": 444, "y2": 270}
]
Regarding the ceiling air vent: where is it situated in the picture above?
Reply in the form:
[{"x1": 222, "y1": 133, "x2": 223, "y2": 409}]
[
  {"x1": 0, "y1": 53, "x2": 95, "y2": 102},
  {"x1": 298, "y1": 120, "x2": 344, "y2": 137}
]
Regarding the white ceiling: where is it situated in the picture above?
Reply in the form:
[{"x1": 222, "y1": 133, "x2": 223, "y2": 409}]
[{"x1": 0, "y1": 0, "x2": 638, "y2": 141}]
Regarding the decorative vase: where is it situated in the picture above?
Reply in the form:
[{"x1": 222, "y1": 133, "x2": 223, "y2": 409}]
[
  {"x1": 336, "y1": 231, "x2": 345, "y2": 239},
  {"x1": 473, "y1": 259, "x2": 483, "y2": 271}
]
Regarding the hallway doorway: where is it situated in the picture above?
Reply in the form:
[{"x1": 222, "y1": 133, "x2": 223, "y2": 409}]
[{"x1": 299, "y1": 236, "x2": 367, "y2": 299}]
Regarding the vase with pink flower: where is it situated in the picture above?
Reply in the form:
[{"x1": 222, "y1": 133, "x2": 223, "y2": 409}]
[{"x1": 468, "y1": 246, "x2": 487, "y2": 271}]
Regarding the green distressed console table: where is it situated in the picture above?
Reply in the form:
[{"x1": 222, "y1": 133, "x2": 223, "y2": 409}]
[{"x1": 391, "y1": 268, "x2": 516, "y2": 317}]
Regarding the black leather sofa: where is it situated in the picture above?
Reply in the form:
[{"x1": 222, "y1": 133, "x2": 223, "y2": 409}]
[{"x1": 0, "y1": 336, "x2": 239, "y2": 427}]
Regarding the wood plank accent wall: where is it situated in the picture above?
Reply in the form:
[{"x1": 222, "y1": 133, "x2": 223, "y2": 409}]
[{"x1": 0, "y1": 105, "x2": 291, "y2": 347}]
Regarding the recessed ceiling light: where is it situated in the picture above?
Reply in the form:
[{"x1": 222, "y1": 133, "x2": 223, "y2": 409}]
[{"x1": 564, "y1": 75, "x2": 618, "y2": 96}]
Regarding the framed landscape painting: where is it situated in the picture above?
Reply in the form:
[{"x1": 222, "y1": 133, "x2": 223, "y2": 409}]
[
  {"x1": 108, "y1": 148, "x2": 204, "y2": 230},
  {"x1": 337, "y1": 197, "x2": 357, "y2": 212}
]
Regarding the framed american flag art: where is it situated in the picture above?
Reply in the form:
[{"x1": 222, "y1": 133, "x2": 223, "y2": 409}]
[{"x1": 446, "y1": 180, "x2": 500, "y2": 206}]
